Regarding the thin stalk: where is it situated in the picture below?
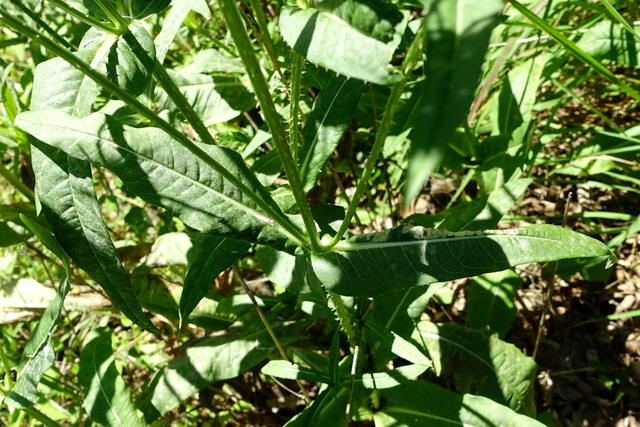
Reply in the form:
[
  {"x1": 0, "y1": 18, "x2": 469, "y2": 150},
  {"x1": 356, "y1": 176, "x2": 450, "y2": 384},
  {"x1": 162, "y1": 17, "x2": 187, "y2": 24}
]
[
  {"x1": 0, "y1": 162, "x2": 35, "y2": 203},
  {"x1": 244, "y1": 0, "x2": 288, "y2": 88},
  {"x1": 289, "y1": 53, "x2": 304, "y2": 166},
  {"x1": 11, "y1": 0, "x2": 74, "y2": 49},
  {"x1": 46, "y1": 0, "x2": 118, "y2": 34},
  {"x1": 345, "y1": 344, "x2": 360, "y2": 424},
  {"x1": 0, "y1": 334, "x2": 14, "y2": 390},
  {"x1": 92, "y1": 0, "x2": 128, "y2": 31},
  {"x1": 0, "y1": 12, "x2": 308, "y2": 247},
  {"x1": 327, "y1": 19, "x2": 429, "y2": 250},
  {"x1": 152, "y1": 60, "x2": 217, "y2": 146},
  {"x1": 232, "y1": 266, "x2": 311, "y2": 405},
  {"x1": 218, "y1": 0, "x2": 322, "y2": 252},
  {"x1": 329, "y1": 291, "x2": 357, "y2": 350},
  {"x1": 532, "y1": 192, "x2": 571, "y2": 360},
  {"x1": 328, "y1": 162, "x2": 364, "y2": 233}
]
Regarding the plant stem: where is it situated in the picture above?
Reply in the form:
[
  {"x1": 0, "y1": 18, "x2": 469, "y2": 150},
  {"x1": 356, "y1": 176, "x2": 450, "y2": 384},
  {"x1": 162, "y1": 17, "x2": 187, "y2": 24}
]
[
  {"x1": 46, "y1": 0, "x2": 118, "y2": 34},
  {"x1": 0, "y1": 335, "x2": 14, "y2": 390},
  {"x1": 0, "y1": 12, "x2": 309, "y2": 247},
  {"x1": 244, "y1": 0, "x2": 288, "y2": 88},
  {"x1": 289, "y1": 53, "x2": 304, "y2": 166},
  {"x1": 345, "y1": 344, "x2": 360, "y2": 423},
  {"x1": 218, "y1": 0, "x2": 322, "y2": 253},
  {"x1": 11, "y1": 0, "x2": 74, "y2": 49},
  {"x1": 232, "y1": 266, "x2": 311, "y2": 405},
  {"x1": 92, "y1": 0, "x2": 128, "y2": 31},
  {"x1": 0, "y1": 162, "x2": 35, "y2": 203},
  {"x1": 329, "y1": 291, "x2": 357, "y2": 350},
  {"x1": 326, "y1": 20, "x2": 428, "y2": 250},
  {"x1": 152, "y1": 60, "x2": 218, "y2": 146}
]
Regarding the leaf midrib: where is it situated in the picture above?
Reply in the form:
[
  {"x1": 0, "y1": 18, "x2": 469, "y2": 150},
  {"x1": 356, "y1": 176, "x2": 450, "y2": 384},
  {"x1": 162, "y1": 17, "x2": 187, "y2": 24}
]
[
  {"x1": 332, "y1": 233, "x2": 567, "y2": 252},
  {"x1": 47, "y1": 119, "x2": 274, "y2": 228}
]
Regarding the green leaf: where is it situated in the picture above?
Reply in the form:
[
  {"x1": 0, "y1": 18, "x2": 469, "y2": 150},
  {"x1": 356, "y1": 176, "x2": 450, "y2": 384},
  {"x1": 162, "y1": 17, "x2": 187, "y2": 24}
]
[
  {"x1": 369, "y1": 285, "x2": 443, "y2": 342},
  {"x1": 508, "y1": 0, "x2": 640, "y2": 104},
  {"x1": 375, "y1": 381, "x2": 544, "y2": 426},
  {"x1": 284, "y1": 387, "x2": 348, "y2": 427},
  {"x1": 129, "y1": 0, "x2": 171, "y2": 19},
  {"x1": 179, "y1": 236, "x2": 250, "y2": 326},
  {"x1": 491, "y1": 55, "x2": 546, "y2": 138},
  {"x1": 4, "y1": 216, "x2": 70, "y2": 409},
  {"x1": 404, "y1": 0, "x2": 503, "y2": 202},
  {"x1": 365, "y1": 321, "x2": 431, "y2": 368},
  {"x1": 0, "y1": 221, "x2": 27, "y2": 247},
  {"x1": 263, "y1": 356, "x2": 427, "y2": 391},
  {"x1": 354, "y1": 364, "x2": 427, "y2": 390},
  {"x1": 31, "y1": 30, "x2": 105, "y2": 116},
  {"x1": 466, "y1": 269, "x2": 523, "y2": 338},
  {"x1": 261, "y1": 360, "x2": 331, "y2": 384},
  {"x1": 412, "y1": 321, "x2": 536, "y2": 416},
  {"x1": 84, "y1": 0, "x2": 170, "y2": 20},
  {"x1": 299, "y1": 74, "x2": 365, "y2": 192},
  {"x1": 78, "y1": 331, "x2": 145, "y2": 427},
  {"x1": 137, "y1": 315, "x2": 300, "y2": 421},
  {"x1": 30, "y1": 141, "x2": 159, "y2": 333},
  {"x1": 27, "y1": 37, "x2": 159, "y2": 333},
  {"x1": 108, "y1": 23, "x2": 155, "y2": 97},
  {"x1": 156, "y1": 70, "x2": 256, "y2": 126},
  {"x1": 182, "y1": 48, "x2": 245, "y2": 75},
  {"x1": 437, "y1": 178, "x2": 532, "y2": 232},
  {"x1": 155, "y1": 0, "x2": 211, "y2": 61},
  {"x1": 257, "y1": 245, "x2": 323, "y2": 294},
  {"x1": 279, "y1": 7, "x2": 404, "y2": 85},
  {"x1": 59, "y1": 24, "x2": 155, "y2": 98},
  {"x1": 577, "y1": 19, "x2": 640, "y2": 66},
  {"x1": 317, "y1": 0, "x2": 404, "y2": 43},
  {"x1": 311, "y1": 224, "x2": 615, "y2": 297},
  {"x1": 14, "y1": 110, "x2": 295, "y2": 249}
]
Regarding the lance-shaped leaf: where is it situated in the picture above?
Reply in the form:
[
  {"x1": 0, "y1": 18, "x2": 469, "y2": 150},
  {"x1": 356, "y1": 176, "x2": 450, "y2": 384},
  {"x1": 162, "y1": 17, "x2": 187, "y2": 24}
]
[
  {"x1": 29, "y1": 42, "x2": 159, "y2": 333},
  {"x1": 375, "y1": 381, "x2": 544, "y2": 426},
  {"x1": 279, "y1": 5, "x2": 405, "y2": 85},
  {"x1": 311, "y1": 224, "x2": 615, "y2": 297},
  {"x1": 179, "y1": 236, "x2": 251, "y2": 326},
  {"x1": 299, "y1": 74, "x2": 365, "y2": 192},
  {"x1": 14, "y1": 110, "x2": 295, "y2": 249},
  {"x1": 404, "y1": 0, "x2": 503, "y2": 202},
  {"x1": 31, "y1": 142, "x2": 159, "y2": 333},
  {"x1": 412, "y1": 321, "x2": 536, "y2": 416},
  {"x1": 5, "y1": 216, "x2": 70, "y2": 409},
  {"x1": 78, "y1": 331, "x2": 145, "y2": 427}
]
